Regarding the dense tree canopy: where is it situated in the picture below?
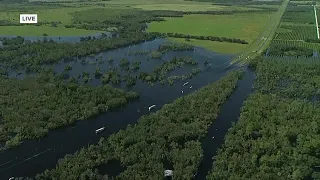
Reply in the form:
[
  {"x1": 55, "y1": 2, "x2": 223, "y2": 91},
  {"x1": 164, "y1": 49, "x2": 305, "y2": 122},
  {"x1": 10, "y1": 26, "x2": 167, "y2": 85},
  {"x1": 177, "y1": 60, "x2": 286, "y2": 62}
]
[
  {"x1": 208, "y1": 57, "x2": 320, "y2": 180},
  {"x1": 0, "y1": 70, "x2": 138, "y2": 150},
  {"x1": 208, "y1": 93, "x2": 320, "y2": 180},
  {"x1": 35, "y1": 70, "x2": 243, "y2": 180},
  {"x1": 255, "y1": 57, "x2": 320, "y2": 100},
  {"x1": 267, "y1": 44, "x2": 313, "y2": 57}
]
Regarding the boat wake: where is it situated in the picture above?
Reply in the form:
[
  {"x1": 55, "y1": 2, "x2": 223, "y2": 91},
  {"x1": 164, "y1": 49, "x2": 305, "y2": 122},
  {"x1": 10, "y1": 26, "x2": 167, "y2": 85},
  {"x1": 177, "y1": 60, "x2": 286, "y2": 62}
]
[
  {"x1": 0, "y1": 148, "x2": 52, "y2": 173},
  {"x1": 0, "y1": 160, "x2": 12, "y2": 168}
]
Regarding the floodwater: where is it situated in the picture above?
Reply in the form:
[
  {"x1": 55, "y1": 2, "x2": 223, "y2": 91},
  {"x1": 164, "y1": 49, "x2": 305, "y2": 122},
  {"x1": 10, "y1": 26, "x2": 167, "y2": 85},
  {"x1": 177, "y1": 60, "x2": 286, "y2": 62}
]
[
  {"x1": 0, "y1": 32, "x2": 107, "y2": 44},
  {"x1": 195, "y1": 67, "x2": 255, "y2": 179},
  {"x1": 0, "y1": 38, "x2": 239, "y2": 179}
]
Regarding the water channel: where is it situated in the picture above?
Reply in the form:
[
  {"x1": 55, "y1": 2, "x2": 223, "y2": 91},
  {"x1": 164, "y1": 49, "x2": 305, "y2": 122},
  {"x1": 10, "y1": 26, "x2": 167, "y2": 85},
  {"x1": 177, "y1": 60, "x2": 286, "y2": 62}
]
[
  {"x1": 195, "y1": 68, "x2": 255, "y2": 179},
  {"x1": 0, "y1": 37, "x2": 255, "y2": 180}
]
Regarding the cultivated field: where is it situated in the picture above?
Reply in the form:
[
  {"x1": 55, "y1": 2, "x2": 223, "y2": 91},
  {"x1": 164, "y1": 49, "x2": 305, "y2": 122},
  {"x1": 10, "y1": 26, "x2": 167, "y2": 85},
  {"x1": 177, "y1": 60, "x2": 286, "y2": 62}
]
[
  {"x1": 148, "y1": 12, "x2": 273, "y2": 54},
  {"x1": 266, "y1": 0, "x2": 320, "y2": 57},
  {"x1": 0, "y1": 5, "x2": 104, "y2": 35},
  {"x1": 0, "y1": 0, "x2": 281, "y2": 53}
]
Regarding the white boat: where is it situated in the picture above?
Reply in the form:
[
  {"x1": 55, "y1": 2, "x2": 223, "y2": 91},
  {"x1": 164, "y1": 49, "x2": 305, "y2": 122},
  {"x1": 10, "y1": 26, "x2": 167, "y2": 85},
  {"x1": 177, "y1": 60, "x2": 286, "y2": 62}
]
[
  {"x1": 149, "y1": 105, "x2": 156, "y2": 111},
  {"x1": 164, "y1": 170, "x2": 173, "y2": 177},
  {"x1": 9, "y1": 177, "x2": 14, "y2": 180},
  {"x1": 183, "y1": 82, "x2": 189, "y2": 86},
  {"x1": 95, "y1": 127, "x2": 105, "y2": 133},
  {"x1": 190, "y1": 86, "x2": 193, "y2": 89}
]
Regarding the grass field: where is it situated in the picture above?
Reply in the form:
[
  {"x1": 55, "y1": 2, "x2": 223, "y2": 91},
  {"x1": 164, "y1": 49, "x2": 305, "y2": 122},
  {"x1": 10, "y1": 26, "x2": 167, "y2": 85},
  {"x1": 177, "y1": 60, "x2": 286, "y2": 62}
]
[
  {"x1": 0, "y1": 5, "x2": 110, "y2": 36},
  {"x1": 1, "y1": 0, "x2": 275, "y2": 49},
  {"x1": 147, "y1": 12, "x2": 272, "y2": 54},
  {"x1": 0, "y1": 6, "x2": 101, "y2": 24}
]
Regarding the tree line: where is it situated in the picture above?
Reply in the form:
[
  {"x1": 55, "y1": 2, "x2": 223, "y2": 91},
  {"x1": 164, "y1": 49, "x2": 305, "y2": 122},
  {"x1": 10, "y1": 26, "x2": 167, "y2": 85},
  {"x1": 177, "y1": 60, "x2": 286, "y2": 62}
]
[
  {"x1": 305, "y1": 38, "x2": 320, "y2": 43},
  {"x1": 267, "y1": 44, "x2": 314, "y2": 57},
  {"x1": 162, "y1": 32, "x2": 248, "y2": 44}
]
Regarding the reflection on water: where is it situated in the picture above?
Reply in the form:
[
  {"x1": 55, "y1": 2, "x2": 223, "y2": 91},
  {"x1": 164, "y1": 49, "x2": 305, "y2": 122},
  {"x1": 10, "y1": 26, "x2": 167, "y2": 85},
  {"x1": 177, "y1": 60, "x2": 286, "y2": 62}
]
[{"x1": 195, "y1": 68, "x2": 255, "y2": 180}]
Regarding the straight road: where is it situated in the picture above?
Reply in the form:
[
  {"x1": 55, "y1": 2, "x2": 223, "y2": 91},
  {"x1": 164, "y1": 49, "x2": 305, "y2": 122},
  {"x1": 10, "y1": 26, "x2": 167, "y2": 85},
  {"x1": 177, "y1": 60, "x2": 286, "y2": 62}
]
[
  {"x1": 314, "y1": 4, "x2": 319, "y2": 39},
  {"x1": 231, "y1": 0, "x2": 290, "y2": 65}
]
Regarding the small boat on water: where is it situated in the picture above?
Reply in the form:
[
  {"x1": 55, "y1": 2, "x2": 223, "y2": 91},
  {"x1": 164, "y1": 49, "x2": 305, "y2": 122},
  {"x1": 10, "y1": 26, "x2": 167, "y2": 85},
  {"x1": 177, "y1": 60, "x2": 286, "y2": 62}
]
[
  {"x1": 183, "y1": 82, "x2": 189, "y2": 86},
  {"x1": 149, "y1": 105, "x2": 156, "y2": 111},
  {"x1": 181, "y1": 90, "x2": 184, "y2": 94},
  {"x1": 9, "y1": 177, "x2": 14, "y2": 180},
  {"x1": 190, "y1": 86, "x2": 193, "y2": 89},
  {"x1": 95, "y1": 127, "x2": 105, "y2": 133},
  {"x1": 164, "y1": 170, "x2": 173, "y2": 177}
]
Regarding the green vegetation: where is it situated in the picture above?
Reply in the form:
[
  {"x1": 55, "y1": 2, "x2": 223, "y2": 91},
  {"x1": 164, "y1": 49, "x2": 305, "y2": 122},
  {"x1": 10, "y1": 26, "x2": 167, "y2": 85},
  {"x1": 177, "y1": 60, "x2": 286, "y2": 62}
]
[
  {"x1": 138, "y1": 56, "x2": 199, "y2": 85},
  {"x1": 282, "y1": 3, "x2": 315, "y2": 24},
  {"x1": 274, "y1": 25, "x2": 316, "y2": 40},
  {"x1": 0, "y1": 70, "x2": 139, "y2": 150},
  {"x1": 148, "y1": 12, "x2": 272, "y2": 54},
  {"x1": 6, "y1": 1, "x2": 319, "y2": 180},
  {"x1": 163, "y1": 32, "x2": 248, "y2": 44},
  {"x1": 128, "y1": 42, "x2": 194, "y2": 59},
  {"x1": 0, "y1": 26, "x2": 101, "y2": 36},
  {"x1": 208, "y1": 92, "x2": 320, "y2": 180},
  {"x1": 207, "y1": 0, "x2": 320, "y2": 178},
  {"x1": 75, "y1": 43, "x2": 198, "y2": 87},
  {"x1": 266, "y1": 1, "x2": 319, "y2": 58},
  {"x1": 267, "y1": 44, "x2": 313, "y2": 57},
  {"x1": 0, "y1": 33, "x2": 161, "y2": 72},
  {"x1": 254, "y1": 57, "x2": 320, "y2": 99},
  {"x1": 133, "y1": 3, "x2": 259, "y2": 12},
  {"x1": 170, "y1": 38, "x2": 245, "y2": 54},
  {"x1": 158, "y1": 42, "x2": 194, "y2": 52},
  {"x1": 232, "y1": 0, "x2": 289, "y2": 64},
  {"x1": 36, "y1": 70, "x2": 243, "y2": 180},
  {"x1": 102, "y1": 69, "x2": 121, "y2": 85},
  {"x1": 192, "y1": 0, "x2": 283, "y2": 6},
  {"x1": 208, "y1": 56, "x2": 320, "y2": 179},
  {"x1": 0, "y1": 4, "x2": 103, "y2": 36}
]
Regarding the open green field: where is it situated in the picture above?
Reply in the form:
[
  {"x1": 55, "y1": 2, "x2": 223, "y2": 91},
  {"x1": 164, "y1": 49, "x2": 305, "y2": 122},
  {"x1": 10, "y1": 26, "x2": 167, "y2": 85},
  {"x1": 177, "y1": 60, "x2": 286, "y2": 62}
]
[
  {"x1": 0, "y1": 0, "x2": 275, "y2": 46},
  {"x1": 147, "y1": 12, "x2": 272, "y2": 54},
  {"x1": 0, "y1": 7, "x2": 78, "y2": 24},
  {"x1": 0, "y1": 5, "x2": 124, "y2": 36}
]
